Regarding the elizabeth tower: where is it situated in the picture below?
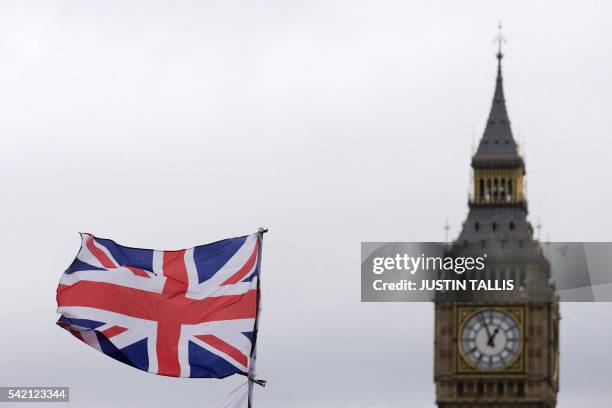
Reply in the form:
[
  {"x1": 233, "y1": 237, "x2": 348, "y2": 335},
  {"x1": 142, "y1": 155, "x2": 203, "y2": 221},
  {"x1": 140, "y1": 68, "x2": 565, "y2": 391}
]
[{"x1": 433, "y1": 44, "x2": 560, "y2": 407}]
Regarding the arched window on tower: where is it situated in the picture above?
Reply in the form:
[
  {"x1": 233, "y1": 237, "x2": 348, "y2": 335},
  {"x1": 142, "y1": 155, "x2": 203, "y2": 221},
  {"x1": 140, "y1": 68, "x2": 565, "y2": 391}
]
[
  {"x1": 486, "y1": 179, "x2": 492, "y2": 203},
  {"x1": 493, "y1": 179, "x2": 499, "y2": 202},
  {"x1": 508, "y1": 179, "x2": 514, "y2": 202},
  {"x1": 457, "y1": 382, "x2": 464, "y2": 396},
  {"x1": 518, "y1": 382, "x2": 525, "y2": 397},
  {"x1": 479, "y1": 179, "x2": 485, "y2": 202},
  {"x1": 497, "y1": 382, "x2": 504, "y2": 396},
  {"x1": 500, "y1": 178, "x2": 506, "y2": 202}
]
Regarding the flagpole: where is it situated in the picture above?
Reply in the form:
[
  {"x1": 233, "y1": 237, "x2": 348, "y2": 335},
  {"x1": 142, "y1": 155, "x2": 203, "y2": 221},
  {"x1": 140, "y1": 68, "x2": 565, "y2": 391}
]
[{"x1": 247, "y1": 227, "x2": 267, "y2": 408}]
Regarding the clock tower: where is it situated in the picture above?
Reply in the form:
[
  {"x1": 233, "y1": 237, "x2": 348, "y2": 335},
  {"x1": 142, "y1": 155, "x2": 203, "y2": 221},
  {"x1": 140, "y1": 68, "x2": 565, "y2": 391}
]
[{"x1": 433, "y1": 42, "x2": 560, "y2": 407}]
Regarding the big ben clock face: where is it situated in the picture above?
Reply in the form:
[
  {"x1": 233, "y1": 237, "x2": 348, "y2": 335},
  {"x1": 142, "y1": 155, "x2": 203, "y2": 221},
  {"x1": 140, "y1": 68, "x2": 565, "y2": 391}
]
[{"x1": 460, "y1": 310, "x2": 521, "y2": 370}]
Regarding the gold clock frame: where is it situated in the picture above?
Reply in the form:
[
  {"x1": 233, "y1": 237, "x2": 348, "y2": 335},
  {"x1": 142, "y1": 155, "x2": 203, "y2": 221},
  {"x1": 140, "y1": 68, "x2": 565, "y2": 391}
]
[{"x1": 456, "y1": 305, "x2": 525, "y2": 374}]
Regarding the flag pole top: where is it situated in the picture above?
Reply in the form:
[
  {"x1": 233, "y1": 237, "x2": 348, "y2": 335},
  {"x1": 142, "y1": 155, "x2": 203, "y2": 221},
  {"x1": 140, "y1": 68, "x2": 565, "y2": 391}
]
[{"x1": 258, "y1": 228, "x2": 269, "y2": 234}]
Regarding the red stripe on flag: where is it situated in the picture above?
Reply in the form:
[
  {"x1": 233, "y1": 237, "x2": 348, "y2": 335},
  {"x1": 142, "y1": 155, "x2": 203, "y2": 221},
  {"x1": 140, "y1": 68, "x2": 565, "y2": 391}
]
[
  {"x1": 102, "y1": 325, "x2": 128, "y2": 339},
  {"x1": 195, "y1": 334, "x2": 248, "y2": 368},
  {"x1": 86, "y1": 236, "x2": 117, "y2": 268},
  {"x1": 156, "y1": 250, "x2": 189, "y2": 377},
  {"x1": 221, "y1": 241, "x2": 258, "y2": 285},
  {"x1": 161, "y1": 251, "x2": 188, "y2": 290},
  {"x1": 126, "y1": 266, "x2": 151, "y2": 278},
  {"x1": 57, "y1": 283, "x2": 258, "y2": 324},
  {"x1": 69, "y1": 329, "x2": 84, "y2": 342}
]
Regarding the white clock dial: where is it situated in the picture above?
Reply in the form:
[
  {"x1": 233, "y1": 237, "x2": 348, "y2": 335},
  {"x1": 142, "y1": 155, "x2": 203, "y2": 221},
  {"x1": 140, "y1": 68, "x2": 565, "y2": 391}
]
[{"x1": 460, "y1": 310, "x2": 521, "y2": 370}]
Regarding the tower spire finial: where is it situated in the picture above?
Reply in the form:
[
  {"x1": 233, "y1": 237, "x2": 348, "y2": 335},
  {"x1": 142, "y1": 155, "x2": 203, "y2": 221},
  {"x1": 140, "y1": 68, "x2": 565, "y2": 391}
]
[{"x1": 494, "y1": 21, "x2": 507, "y2": 62}]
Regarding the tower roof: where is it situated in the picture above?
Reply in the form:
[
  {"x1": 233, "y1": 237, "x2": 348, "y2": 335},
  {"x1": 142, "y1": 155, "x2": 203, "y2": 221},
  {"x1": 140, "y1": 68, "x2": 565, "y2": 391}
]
[{"x1": 472, "y1": 52, "x2": 523, "y2": 167}]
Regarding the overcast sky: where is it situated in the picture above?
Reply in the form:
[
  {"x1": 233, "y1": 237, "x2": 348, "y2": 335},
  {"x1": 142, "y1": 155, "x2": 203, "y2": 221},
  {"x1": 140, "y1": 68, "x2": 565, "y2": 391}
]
[{"x1": 1, "y1": 1, "x2": 611, "y2": 407}]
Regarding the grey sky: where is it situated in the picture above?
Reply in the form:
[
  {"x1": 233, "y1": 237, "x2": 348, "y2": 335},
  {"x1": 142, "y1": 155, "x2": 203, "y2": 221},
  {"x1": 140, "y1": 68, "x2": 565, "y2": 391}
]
[{"x1": 1, "y1": 1, "x2": 611, "y2": 406}]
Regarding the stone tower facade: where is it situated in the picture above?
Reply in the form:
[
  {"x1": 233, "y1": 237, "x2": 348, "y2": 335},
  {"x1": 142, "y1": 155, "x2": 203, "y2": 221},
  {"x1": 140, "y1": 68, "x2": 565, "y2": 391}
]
[{"x1": 433, "y1": 49, "x2": 560, "y2": 408}]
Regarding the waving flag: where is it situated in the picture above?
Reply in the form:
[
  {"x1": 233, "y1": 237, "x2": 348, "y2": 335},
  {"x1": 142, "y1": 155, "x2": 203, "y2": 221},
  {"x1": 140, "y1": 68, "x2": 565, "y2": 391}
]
[{"x1": 56, "y1": 232, "x2": 262, "y2": 380}]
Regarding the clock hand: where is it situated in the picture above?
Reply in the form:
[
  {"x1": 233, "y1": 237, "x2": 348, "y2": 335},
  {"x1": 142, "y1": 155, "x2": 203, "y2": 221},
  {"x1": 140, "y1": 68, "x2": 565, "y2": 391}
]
[
  {"x1": 479, "y1": 314, "x2": 493, "y2": 339},
  {"x1": 487, "y1": 327, "x2": 500, "y2": 347}
]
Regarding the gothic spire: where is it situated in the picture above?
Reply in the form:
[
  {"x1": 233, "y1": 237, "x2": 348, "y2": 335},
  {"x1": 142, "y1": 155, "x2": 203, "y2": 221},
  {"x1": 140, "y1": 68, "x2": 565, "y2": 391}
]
[{"x1": 473, "y1": 25, "x2": 521, "y2": 162}]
